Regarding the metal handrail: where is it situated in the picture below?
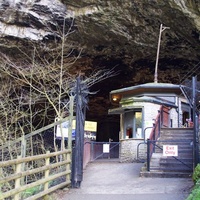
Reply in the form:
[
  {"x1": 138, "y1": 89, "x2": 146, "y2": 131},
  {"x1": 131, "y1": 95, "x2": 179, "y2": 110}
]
[
  {"x1": 137, "y1": 126, "x2": 154, "y2": 162},
  {"x1": 137, "y1": 142, "x2": 146, "y2": 162},
  {"x1": 143, "y1": 126, "x2": 154, "y2": 142}
]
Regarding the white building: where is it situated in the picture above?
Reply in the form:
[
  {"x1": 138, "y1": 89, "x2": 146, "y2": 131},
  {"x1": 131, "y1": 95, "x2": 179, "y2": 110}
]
[{"x1": 108, "y1": 82, "x2": 191, "y2": 162}]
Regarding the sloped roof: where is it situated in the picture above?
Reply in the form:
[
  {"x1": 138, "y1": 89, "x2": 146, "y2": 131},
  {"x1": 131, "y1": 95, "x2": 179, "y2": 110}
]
[
  {"x1": 110, "y1": 82, "x2": 182, "y2": 96},
  {"x1": 108, "y1": 96, "x2": 178, "y2": 114}
]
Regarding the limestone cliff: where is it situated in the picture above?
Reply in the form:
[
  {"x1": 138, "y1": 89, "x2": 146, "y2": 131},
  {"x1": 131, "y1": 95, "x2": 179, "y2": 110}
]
[
  {"x1": 0, "y1": 0, "x2": 200, "y2": 121},
  {"x1": 0, "y1": 0, "x2": 199, "y2": 69}
]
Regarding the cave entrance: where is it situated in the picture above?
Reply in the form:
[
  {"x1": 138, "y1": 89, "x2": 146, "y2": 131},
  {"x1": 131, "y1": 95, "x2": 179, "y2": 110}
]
[{"x1": 96, "y1": 118, "x2": 120, "y2": 142}]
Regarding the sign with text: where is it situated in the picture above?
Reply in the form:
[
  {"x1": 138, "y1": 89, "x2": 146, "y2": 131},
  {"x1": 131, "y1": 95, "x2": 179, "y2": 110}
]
[
  {"x1": 55, "y1": 118, "x2": 97, "y2": 140},
  {"x1": 163, "y1": 145, "x2": 178, "y2": 157},
  {"x1": 72, "y1": 120, "x2": 97, "y2": 132}
]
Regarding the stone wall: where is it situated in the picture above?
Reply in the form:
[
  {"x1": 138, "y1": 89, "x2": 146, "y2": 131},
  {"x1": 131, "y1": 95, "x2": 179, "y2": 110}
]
[
  {"x1": 120, "y1": 138, "x2": 147, "y2": 163},
  {"x1": 170, "y1": 107, "x2": 179, "y2": 127}
]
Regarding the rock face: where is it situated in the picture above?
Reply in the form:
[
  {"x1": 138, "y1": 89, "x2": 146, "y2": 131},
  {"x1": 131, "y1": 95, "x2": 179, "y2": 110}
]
[
  {"x1": 0, "y1": 0, "x2": 199, "y2": 139},
  {"x1": 0, "y1": 1, "x2": 199, "y2": 81},
  {"x1": 0, "y1": 0, "x2": 199, "y2": 76}
]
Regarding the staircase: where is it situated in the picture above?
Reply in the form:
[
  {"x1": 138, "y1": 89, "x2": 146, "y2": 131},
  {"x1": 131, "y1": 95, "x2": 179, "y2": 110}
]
[{"x1": 140, "y1": 128, "x2": 194, "y2": 178}]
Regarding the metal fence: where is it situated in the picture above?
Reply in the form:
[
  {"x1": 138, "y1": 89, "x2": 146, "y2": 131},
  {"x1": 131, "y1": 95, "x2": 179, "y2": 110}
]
[{"x1": 90, "y1": 142, "x2": 120, "y2": 161}]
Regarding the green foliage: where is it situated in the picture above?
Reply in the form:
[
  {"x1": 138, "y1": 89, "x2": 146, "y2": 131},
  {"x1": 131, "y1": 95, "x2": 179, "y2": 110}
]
[
  {"x1": 193, "y1": 164, "x2": 200, "y2": 183},
  {"x1": 186, "y1": 164, "x2": 200, "y2": 200},
  {"x1": 186, "y1": 180, "x2": 200, "y2": 200},
  {"x1": 22, "y1": 185, "x2": 43, "y2": 198}
]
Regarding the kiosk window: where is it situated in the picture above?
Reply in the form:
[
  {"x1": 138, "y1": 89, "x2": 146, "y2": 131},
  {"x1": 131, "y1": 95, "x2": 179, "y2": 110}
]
[{"x1": 124, "y1": 110, "x2": 143, "y2": 139}]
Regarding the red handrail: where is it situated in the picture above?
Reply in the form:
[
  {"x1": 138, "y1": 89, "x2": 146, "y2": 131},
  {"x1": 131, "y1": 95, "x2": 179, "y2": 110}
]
[
  {"x1": 148, "y1": 105, "x2": 170, "y2": 157},
  {"x1": 149, "y1": 105, "x2": 170, "y2": 140}
]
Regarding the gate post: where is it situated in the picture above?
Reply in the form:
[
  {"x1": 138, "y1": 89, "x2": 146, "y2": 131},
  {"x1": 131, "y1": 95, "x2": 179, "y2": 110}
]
[
  {"x1": 147, "y1": 139, "x2": 150, "y2": 171},
  {"x1": 192, "y1": 76, "x2": 199, "y2": 168},
  {"x1": 91, "y1": 141, "x2": 94, "y2": 161}
]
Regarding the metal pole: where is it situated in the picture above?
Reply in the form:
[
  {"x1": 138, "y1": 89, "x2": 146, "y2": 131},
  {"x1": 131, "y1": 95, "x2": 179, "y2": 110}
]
[
  {"x1": 71, "y1": 76, "x2": 87, "y2": 188},
  {"x1": 192, "y1": 76, "x2": 199, "y2": 168},
  {"x1": 147, "y1": 139, "x2": 150, "y2": 171},
  {"x1": 154, "y1": 24, "x2": 170, "y2": 83},
  {"x1": 68, "y1": 95, "x2": 74, "y2": 150}
]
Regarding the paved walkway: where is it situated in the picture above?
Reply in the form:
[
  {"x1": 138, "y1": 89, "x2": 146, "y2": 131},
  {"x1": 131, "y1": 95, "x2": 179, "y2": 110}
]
[{"x1": 61, "y1": 160, "x2": 193, "y2": 200}]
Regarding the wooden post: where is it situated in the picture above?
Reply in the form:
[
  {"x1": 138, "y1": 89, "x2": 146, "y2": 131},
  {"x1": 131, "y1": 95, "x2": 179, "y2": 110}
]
[
  {"x1": 0, "y1": 167, "x2": 2, "y2": 195},
  {"x1": 21, "y1": 135, "x2": 26, "y2": 185},
  {"x1": 14, "y1": 156, "x2": 22, "y2": 200},
  {"x1": 44, "y1": 151, "x2": 50, "y2": 192},
  {"x1": 66, "y1": 152, "x2": 71, "y2": 182}
]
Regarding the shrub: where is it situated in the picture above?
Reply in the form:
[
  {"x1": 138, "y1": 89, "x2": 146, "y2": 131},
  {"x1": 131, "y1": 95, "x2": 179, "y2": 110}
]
[
  {"x1": 186, "y1": 180, "x2": 200, "y2": 200},
  {"x1": 186, "y1": 164, "x2": 200, "y2": 200},
  {"x1": 193, "y1": 164, "x2": 200, "y2": 183}
]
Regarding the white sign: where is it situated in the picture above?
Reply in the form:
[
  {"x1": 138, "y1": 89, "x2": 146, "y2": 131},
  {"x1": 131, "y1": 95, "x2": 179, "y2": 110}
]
[
  {"x1": 103, "y1": 144, "x2": 110, "y2": 153},
  {"x1": 56, "y1": 121, "x2": 69, "y2": 138},
  {"x1": 163, "y1": 145, "x2": 178, "y2": 157}
]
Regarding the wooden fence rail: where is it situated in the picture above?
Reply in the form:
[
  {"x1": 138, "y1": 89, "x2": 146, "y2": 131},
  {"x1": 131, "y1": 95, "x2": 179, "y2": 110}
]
[{"x1": 0, "y1": 149, "x2": 71, "y2": 200}]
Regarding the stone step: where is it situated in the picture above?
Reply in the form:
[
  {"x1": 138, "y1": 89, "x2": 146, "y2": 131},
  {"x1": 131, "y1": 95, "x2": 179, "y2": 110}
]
[
  {"x1": 160, "y1": 157, "x2": 193, "y2": 162},
  {"x1": 159, "y1": 138, "x2": 193, "y2": 142},
  {"x1": 141, "y1": 128, "x2": 194, "y2": 178},
  {"x1": 159, "y1": 138, "x2": 192, "y2": 141},
  {"x1": 160, "y1": 128, "x2": 193, "y2": 132},
  {"x1": 158, "y1": 129, "x2": 193, "y2": 138},
  {"x1": 154, "y1": 153, "x2": 193, "y2": 158},
  {"x1": 160, "y1": 134, "x2": 193, "y2": 137},
  {"x1": 160, "y1": 132, "x2": 193, "y2": 135},
  {"x1": 160, "y1": 160, "x2": 193, "y2": 167},
  {"x1": 150, "y1": 166, "x2": 193, "y2": 173},
  {"x1": 157, "y1": 145, "x2": 193, "y2": 149},
  {"x1": 140, "y1": 170, "x2": 192, "y2": 178},
  {"x1": 154, "y1": 148, "x2": 193, "y2": 154},
  {"x1": 160, "y1": 130, "x2": 194, "y2": 133},
  {"x1": 154, "y1": 144, "x2": 193, "y2": 148},
  {"x1": 158, "y1": 138, "x2": 193, "y2": 142}
]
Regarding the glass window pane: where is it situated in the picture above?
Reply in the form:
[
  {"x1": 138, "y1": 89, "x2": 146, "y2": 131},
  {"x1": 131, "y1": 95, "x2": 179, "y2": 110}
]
[{"x1": 135, "y1": 112, "x2": 142, "y2": 138}]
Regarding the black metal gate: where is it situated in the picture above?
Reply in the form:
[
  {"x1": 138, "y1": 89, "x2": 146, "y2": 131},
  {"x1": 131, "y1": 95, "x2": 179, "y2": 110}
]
[
  {"x1": 90, "y1": 142, "x2": 120, "y2": 161},
  {"x1": 147, "y1": 139, "x2": 193, "y2": 173},
  {"x1": 181, "y1": 76, "x2": 200, "y2": 166}
]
